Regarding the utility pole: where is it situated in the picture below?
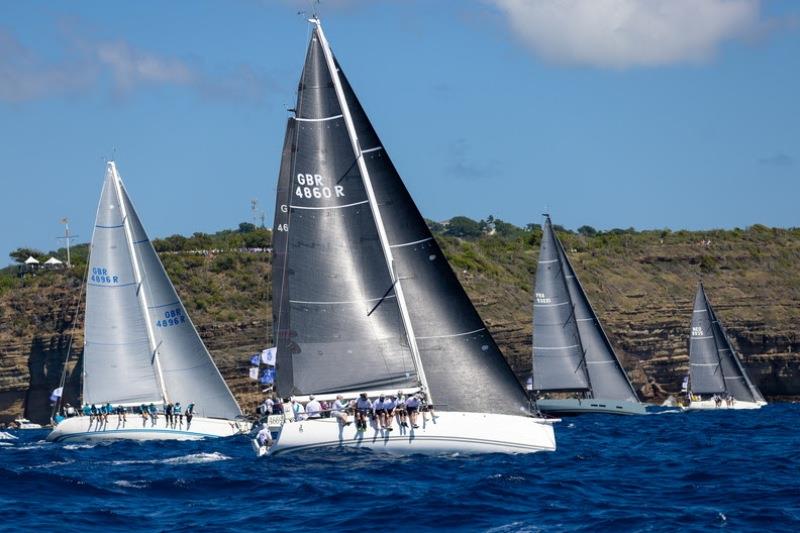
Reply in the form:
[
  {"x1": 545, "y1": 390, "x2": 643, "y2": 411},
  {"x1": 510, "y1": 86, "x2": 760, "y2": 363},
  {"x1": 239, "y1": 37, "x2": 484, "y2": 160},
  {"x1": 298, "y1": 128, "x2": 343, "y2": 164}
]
[
  {"x1": 250, "y1": 198, "x2": 259, "y2": 226},
  {"x1": 57, "y1": 218, "x2": 78, "y2": 268}
]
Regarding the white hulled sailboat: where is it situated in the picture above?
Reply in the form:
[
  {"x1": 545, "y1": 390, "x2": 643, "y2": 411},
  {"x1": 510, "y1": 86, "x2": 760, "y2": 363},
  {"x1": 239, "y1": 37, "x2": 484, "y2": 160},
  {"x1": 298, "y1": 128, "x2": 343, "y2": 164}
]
[
  {"x1": 47, "y1": 162, "x2": 249, "y2": 442},
  {"x1": 263, "y1": 18, "x2": 556, "y2": 455},
  {"x1": 683, "y1": 283, "x2": 766, "y2": 410}
]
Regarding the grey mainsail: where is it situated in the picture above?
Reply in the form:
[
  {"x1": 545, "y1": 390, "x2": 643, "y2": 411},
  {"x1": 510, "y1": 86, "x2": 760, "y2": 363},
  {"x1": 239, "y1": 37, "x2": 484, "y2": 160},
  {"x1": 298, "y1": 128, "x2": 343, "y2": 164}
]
[
  {"x1": 690, "y1": 284, "x2": 764, "y2": 402},
  {"x1": 556, "y1": 238, "x2": 639, "y2": 402},
  {"x1": 83, "y1": 165, "x2": 161, "y2": 405},
  {"x1": 83, "y1": 162, "x2": 241, "y2": 419},
  {"x1": 274, "y1": 23, "x2": 530, "y2": 415},
  {"x1": 274, "y1": 29, "x2": 419, "y2": 397},
  {"x1": 532, "y1": 216, "x2": 589, "y2": 392}
]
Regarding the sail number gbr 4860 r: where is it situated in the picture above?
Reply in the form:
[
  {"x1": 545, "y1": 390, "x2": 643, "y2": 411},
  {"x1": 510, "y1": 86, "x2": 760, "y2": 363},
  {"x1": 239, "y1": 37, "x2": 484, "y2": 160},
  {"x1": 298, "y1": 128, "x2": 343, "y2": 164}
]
[{"x1": 295, "y1": 173, "x2": 344, "y2": 200}]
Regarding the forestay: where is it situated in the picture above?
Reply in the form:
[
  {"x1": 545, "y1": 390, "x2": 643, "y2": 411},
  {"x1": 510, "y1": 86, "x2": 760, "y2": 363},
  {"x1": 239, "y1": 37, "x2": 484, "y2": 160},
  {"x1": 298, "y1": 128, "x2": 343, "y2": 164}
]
[{"x1": 533, "y1": 216, "x2": 589, "y2": 392}]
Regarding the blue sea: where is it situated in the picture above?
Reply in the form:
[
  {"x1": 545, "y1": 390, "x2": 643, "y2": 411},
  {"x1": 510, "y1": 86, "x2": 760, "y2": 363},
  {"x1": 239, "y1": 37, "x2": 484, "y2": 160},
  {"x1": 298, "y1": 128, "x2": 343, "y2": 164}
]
[{"x1": 2, "y1": 404, "x2": 799, "y2": 532}]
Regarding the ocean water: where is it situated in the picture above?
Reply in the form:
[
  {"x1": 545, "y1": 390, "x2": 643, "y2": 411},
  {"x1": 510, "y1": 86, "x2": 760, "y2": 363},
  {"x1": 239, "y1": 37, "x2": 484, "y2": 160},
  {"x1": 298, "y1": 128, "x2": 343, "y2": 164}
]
[{"x1": 1, "y1": 404, "x2": 799, "y2": 532}]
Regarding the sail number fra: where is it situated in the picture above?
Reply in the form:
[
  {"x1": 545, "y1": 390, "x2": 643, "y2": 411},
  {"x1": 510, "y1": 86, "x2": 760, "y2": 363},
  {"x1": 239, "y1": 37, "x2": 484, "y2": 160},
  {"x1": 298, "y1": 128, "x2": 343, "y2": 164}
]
[
  {"x1": 295, "y1": 174, "x2": 344, "y2": 200},
  {"x1": 91, "y1": 267, "x2": 118, "y2": 284},
  {"x1": 157, "y1": 308, "x2": 186, "y2": 328}
]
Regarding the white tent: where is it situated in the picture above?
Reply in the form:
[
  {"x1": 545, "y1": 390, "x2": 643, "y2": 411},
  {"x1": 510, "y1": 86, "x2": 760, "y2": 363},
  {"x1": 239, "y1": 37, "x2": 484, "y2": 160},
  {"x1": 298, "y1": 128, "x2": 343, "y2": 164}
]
[
  {"x1": 44, "y1": 257, "x2": 63, "y2": 265},
  {"x1": 24, "y1": 256, "x2": 40, "y2": 265}
]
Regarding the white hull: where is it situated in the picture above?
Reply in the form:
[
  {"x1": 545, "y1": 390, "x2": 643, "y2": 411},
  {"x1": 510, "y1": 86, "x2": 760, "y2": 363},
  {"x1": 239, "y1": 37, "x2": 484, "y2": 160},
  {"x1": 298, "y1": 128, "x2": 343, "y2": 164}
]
[
  {"x1": 46, "y1": 415, "x2": 249, "y2": 442},
  {"x1": 537, "y1": 398, "x2": 647, "y2": 416},
  {"x1": 264, "y1": 411, "x2": 557, "y2": 456},
  {"x1": 682, "y1": 399, "x2": 766, "y2": 411}
]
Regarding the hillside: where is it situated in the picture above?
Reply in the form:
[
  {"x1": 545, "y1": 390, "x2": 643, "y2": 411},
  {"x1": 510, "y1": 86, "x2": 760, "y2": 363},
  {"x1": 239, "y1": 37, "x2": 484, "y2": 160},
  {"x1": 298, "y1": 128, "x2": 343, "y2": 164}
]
[{"x1": 1, "y1": 220, "x2": 798, "y2": 423}]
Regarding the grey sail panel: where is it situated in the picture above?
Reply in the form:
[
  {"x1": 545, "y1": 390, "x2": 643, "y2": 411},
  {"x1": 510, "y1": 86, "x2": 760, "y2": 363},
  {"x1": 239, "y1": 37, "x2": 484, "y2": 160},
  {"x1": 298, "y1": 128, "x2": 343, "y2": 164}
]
[
  {"x1": 335, "y1": 58, "x2": 531, "y2": 416},
  {"x1": 82, "y1": 165, "x2": 161, "y2": 405},
  {"x1": 271, "y1": 118, "x2": 295, "y2": 382},
  {"x1": 689, "y1": 285, "x2": 726, "y2": 394},
  {"x1": 117, "y1": 180, "x2": 242, "y2": 419},
  {"x1": 275, "y1": 31, "x2": 418, "y2": 397},
  {"x1": 532, "y1": 217, "x2": 590, "y2": 392},
  {"x1": 707, "y1": 299, "x2": 762, "y2": 403},
  {"x1": 556, "y1": 239, "x2": 639, "y2": 402}
]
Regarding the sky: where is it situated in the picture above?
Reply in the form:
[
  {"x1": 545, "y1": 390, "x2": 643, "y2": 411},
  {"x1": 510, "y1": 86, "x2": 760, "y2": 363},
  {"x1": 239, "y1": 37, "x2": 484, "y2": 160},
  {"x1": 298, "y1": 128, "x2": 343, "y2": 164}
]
[{"x1": 1, "y1": 0, "x2": 798, "y2": 264}]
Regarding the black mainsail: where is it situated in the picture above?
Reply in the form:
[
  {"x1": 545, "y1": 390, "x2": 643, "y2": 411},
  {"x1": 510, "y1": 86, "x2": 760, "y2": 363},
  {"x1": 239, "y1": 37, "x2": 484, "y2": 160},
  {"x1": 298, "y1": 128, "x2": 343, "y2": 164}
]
[
  {"x1": 533, "y1": 216, "x2": 639, "y2": 402},
  {"x1": 273, "y1": 21, "x2": 529, "y2": 416},
  {"x1": 689, "y1": 284, "x2": 764, "y2": 403}
]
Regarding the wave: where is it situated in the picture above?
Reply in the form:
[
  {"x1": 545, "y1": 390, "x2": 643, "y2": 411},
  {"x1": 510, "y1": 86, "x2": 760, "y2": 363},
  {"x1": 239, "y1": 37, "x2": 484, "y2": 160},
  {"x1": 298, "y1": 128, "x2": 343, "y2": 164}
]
[{"x1": 110, "y1": 452, "x2": 231, "y2": 466}]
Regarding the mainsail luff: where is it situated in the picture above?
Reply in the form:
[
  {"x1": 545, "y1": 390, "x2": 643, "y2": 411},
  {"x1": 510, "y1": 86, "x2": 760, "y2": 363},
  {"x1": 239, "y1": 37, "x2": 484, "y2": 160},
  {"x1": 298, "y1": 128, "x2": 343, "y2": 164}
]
[
  {"x1": 555, "y1": 238, "x2": 639, "y2": 402},
  {"x1": 533, "y1": 216, "x2": 590, "y2": 392},
  {"x1": 273, "y1": 25, "x2": 419, "y2": 397},
  {"x1": 712, "y1": 312, "x2": 765, "y2": 403}
]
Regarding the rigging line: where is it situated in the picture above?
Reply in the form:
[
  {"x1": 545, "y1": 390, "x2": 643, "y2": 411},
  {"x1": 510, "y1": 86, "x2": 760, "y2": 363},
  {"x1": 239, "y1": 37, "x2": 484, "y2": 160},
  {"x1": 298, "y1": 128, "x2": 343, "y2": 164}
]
[
  {"x1": 367, "y1": 280, "x2": 398, "y2": 317},
  {"x1": 51, "y1": 261, "x2": 90, "y2": 422}
]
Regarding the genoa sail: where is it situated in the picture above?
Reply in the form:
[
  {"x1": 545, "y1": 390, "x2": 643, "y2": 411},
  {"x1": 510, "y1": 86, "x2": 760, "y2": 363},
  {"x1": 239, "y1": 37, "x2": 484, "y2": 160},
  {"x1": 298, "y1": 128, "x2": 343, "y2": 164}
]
[
  {"x1": 556, "y1": 239, "x2": 639, "y2": 402},
  {"x1": 532, "y1": 216, "x2": 589, "y2": 392},
  {"x1": 690, "y1": 284, "x2": 765, "y2": 403},
  {"x1": 273, "y1": 24, "x2": 530, "y2": 416},
  {"x1": 83, "y1": 162, "x2": 241, "y2": 419}
]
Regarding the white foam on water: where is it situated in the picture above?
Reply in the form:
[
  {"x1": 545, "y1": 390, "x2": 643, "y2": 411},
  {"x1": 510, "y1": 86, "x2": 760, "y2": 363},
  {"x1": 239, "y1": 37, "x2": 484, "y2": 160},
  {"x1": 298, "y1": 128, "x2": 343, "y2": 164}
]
[
  {"x1": 0, "y1": 442, "x2": 13, "y2": 447},
  {"x1": 113, "y1": 479, "x2": 149, "y2": 489},
  {"x1": 30, "y1": 459, "x2": 76, "y2": 470},
  {"x1": 111, "y1": 452, "x2": 231, "y2": 466},
  {"x1": 63, "y1": 443, "x2": 100, "y2": 450},
  {"x1": 0, "y1": 431, "x2": 18, "y2": 440}
]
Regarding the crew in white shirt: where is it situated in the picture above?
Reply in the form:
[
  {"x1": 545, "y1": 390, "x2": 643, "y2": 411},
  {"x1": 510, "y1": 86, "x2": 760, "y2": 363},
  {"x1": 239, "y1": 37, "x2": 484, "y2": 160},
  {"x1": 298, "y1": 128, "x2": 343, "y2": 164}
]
[
  {"x1": 305, "y1": 395, "x2": 322, "y2": 419},
  {"x1": 331, "y1": 394, "x2": 351, "y2": 426}
]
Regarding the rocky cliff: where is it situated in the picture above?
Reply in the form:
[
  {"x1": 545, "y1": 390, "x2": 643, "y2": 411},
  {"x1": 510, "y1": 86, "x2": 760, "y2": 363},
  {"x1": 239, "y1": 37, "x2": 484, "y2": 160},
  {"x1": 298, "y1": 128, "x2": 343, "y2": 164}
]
[{"x1": 1, "y1": 224, "x2": 798, "y2": 423}]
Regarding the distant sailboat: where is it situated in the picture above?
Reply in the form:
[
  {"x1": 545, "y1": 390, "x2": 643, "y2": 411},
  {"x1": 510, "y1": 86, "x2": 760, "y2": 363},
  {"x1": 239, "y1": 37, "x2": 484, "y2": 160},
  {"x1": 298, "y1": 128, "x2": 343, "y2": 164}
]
[
  {"x1": 47, "y1": 162, "x2": 249, "y2": 442},
  {"x1": 264, "y1": 18, "x2": 556, "y2": 455},
  {"x1": 532, "y1": 215, "x2": 646, "y2": 415},
  {"x1": 684, "y1": 283, "x2": 766, "y2": 410}
]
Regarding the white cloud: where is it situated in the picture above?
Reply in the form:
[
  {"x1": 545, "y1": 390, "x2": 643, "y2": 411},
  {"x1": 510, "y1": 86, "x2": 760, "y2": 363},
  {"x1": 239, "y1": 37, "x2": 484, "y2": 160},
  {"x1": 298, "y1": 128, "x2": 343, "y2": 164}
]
[
  {"x1": 0, "y1": 26, "x2": 271, "y2": 104},
  {"x1": 486, "y1": 0, "x2": 762, "y2": 68}
]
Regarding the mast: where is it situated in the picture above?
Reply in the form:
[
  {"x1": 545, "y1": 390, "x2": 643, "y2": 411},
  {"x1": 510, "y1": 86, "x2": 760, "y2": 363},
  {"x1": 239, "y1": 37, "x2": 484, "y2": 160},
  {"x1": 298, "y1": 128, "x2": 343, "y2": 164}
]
[
  {"x1": 109, "y1": 162, "x2": 169, "y2": 404},
  {"x1": 311, "y1": 18, "x2": 431, "y2": 401}
]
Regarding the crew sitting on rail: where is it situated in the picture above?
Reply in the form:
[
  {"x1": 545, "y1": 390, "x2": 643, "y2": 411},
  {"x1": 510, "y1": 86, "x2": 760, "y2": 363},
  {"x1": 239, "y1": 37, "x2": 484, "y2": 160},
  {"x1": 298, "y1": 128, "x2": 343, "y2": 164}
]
[
  {"x1": 115, "y1": 405, "x2": 126, "y2": 423},
  {"x1": 395, "y1": 392, "x2": 408, "y2": 428},
  {"x1": 405, "y1": 394, "x2": 421, "y2": 429},
  {"x1": 174, "y1": 402, "x2": 183, "y2": 427},
  {"x1": 186, "y1": 403, "x2": 195, "y2": 427},
  {"x1": 381, "y1": 395, "x2": 397, "y2": 431},
  {"x1": 355, "y1": 393, "x2": 372, "y2": 432},
  {"x1": 331, "y1": 394, "x2": 351, "y2": 426}
]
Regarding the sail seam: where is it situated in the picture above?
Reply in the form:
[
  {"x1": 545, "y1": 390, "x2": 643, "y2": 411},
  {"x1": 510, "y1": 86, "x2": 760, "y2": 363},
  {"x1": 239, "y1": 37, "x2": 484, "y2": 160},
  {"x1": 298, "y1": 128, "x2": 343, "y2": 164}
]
[
  {"x1": 538, "y1": 259, "x2": 559, "y2": 264},
  {"x1": 390, "y1": 237, "x2": 433, "y2": 248},
  {"x1": 362, "y1": 146, "x2": 383, "y2": 154},
  {"x1": 534, "y1": 301, "x2": 570, "y2": 307},
  {"x1": 415, "y1": 327, "x2": 485, "y2": 340},
  {"x1": 148, "y1": 301, "x2": 180, "y2": 310},
  {"x1": 534, "y1": 344, "x2": 581, "y2": 350},
  {"x1": 87, "y1": 282, "x2": 137, "y2": 288},
  {"x1": 295, "y1": 114, "x2": 343, "y2": 122},
  {"x1": 290, "y1": 295, "x2": 396, "y2": 305},
  {"x1": 292, "y1": 200, "x2": 369, "y2": 210},
  {"x1": 691, "y1": 335, "x2": 714, "y2": 340},
  {"x1": 95, "y1": 224, "x2": 124, "y2": 229}
]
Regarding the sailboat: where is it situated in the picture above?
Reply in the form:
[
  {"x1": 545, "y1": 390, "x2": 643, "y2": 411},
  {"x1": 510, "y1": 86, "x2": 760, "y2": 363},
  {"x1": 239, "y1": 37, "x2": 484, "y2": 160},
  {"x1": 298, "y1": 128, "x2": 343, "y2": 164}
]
[
  {"x1": 531, "y1": 215, "x2": 646, "y2": 416},
  {"x1": 683, "y1": 283, "x2": 766, "y2": 410},
  {"x1": 263, "y1": 18, "x2": 556, "y2": 455},
  {"x1": 47, "y1": 162, "x2": 249, "y2": 442}
]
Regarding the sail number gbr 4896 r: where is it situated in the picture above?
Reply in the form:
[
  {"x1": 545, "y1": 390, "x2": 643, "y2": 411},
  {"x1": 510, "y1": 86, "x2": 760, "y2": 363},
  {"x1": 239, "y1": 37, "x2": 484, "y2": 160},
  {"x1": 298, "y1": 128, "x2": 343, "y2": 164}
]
[{"x1": 295, "y1": 173, "x2": 344, "y2": 200}]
